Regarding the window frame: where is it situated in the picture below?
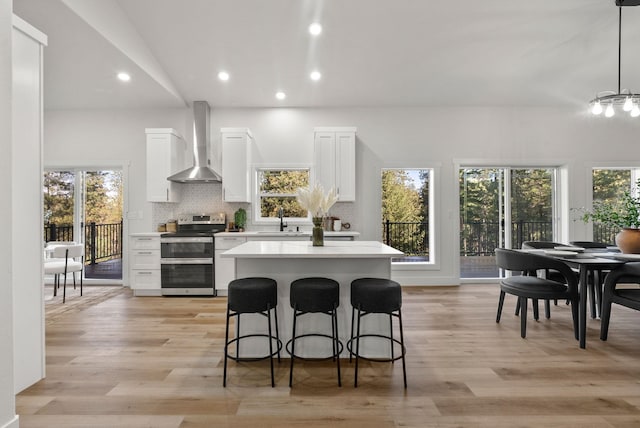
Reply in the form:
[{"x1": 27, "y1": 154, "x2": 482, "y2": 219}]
[
  {"x1": 253, "y1": 165, "x2": 312, "y2": 225},
  {"x1": 381, "y1": 167, "x2": 437, "y2": 267}
]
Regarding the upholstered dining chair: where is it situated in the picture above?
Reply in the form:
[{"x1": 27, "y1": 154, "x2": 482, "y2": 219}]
[
  {"x1": 600, "y1": 262, "x2": 640, "y2": 341},
  {"x1": 495, "y1": 248, "x2": 579, "y2": 339},
  {"x1": 520, "y1": 241, "x2": 568, "y2": 319},
  {"x1": 44, "y1": 244, "x2": 84, "y2": 303}
]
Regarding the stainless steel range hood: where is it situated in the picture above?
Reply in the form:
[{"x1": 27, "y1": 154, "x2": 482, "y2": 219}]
[{"x1": 167, "y1": 101, "x2": 222, "y2": 183}]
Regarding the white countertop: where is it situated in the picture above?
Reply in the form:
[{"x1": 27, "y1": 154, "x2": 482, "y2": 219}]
[
  {"x1": 130, "y1": 232, "x2": 164, "y2": 237},
  {"x1": 221, "y1": 240, "x2": 402, "y2": 258},
  {"x1": 215, "y1": 230, "x2": 360, "y2": 238}
]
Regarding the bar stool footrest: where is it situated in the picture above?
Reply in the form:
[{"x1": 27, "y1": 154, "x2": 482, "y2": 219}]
[
  {"x1": 226, "y1": 333, "x2": 283, "y2": 362},
  {"x1": 286, "y1": 333, "x2": 343, "y2": 360},
  {"x1": 346, "y1": 334, "x2": 406, "y2": 363}
]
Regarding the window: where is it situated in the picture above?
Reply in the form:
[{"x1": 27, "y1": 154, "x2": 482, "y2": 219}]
[
  {"x1": 381, "y1": 169, "x2": 433, "y2": 263},
  {"x1": 256, "y1": 168, "x2": 310, "y2": 222},
  {"x1": 459, "y1": 167, "x2": 556, "y2": 278},
  {"x1": 591, "y1": 168, "x2": 640, "y2": 244}
]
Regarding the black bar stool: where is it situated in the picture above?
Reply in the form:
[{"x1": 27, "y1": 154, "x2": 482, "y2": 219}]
[
  {"x1": 223, "y1": 277, "x2": 282, "y2": 387},
  {"x1": 347, "y1": 278, "x2": 407, "y2": 388},
  {"x1": 287, "y1": 277, "x2": 342, "y2": 387}
]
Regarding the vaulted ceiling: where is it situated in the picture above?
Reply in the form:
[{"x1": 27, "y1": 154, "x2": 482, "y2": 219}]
[{"x1": 13, "y1": 0, "x2": 640, "y2": 111}]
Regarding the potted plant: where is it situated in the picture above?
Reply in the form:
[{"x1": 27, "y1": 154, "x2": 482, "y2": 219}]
[
  {"x1": 234, "y1": 208, "x2": 247, "y2": 232},
  {"x1": 578, "y1": 183, "x2": 640, "y2": 253}
]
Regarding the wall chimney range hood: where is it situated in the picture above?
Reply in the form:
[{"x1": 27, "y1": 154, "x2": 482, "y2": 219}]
[{"x1": 167, "y1": 101, "x2": 222, "y2": 183}]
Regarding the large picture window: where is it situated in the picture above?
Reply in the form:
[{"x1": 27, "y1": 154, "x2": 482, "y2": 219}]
[
  {"x1": 256, "y1": 168, "x2": 310, "y2": 222},
  {"x1": 381, "y1": 169, "x2": 433, "y2": 263},
  {"x1": 591, "y1": 168, "x2": 640, "y2": 244}
]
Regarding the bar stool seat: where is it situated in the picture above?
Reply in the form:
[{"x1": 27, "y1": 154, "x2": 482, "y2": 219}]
[
  {"x1": 347, "y1": 278, "x2": 407, "y2": 388},
  {"x1": 223, "y1": 277, "x2": 282, "y2": 387},
  {"x1": 287, "y1": 277, "x2": 342, "y2": 387}
]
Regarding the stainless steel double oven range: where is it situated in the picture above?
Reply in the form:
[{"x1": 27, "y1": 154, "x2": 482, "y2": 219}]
[{"x1": 160, "y1": 213, "x2": 226, "y2": 296}]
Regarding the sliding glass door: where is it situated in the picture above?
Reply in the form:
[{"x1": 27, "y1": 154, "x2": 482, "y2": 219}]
[
  {"x1": 459, "y1": 167, "x2": 556, "y2": 278},
  {"x1": 44, "y1": 168, "x2": 123, "y2": 280}
]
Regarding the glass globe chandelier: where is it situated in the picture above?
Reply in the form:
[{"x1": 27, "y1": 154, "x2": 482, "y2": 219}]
[{"x1": 590, "y1": 1, "x2": 640, "y2": 118}]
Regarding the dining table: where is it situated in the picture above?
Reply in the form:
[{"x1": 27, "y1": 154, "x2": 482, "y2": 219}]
[{"x1": 537, "y1": 248, "x2": 633, "y2": 349}]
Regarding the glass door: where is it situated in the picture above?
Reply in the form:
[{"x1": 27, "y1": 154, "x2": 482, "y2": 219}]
[
  {"x1": 44, "y1": 168, "x2": 124, "y2": 280},
  {"x1": 459, "y1": 167, "x2": 555, "y2": 278}
]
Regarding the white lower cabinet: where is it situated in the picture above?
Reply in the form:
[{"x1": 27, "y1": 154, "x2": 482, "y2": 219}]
[
  {"x1": 129, "y1": 235, "x2": 161, "y2": 296},
  {"x1": 215, "y1": 236, "x2": 247, "y2": 295}
]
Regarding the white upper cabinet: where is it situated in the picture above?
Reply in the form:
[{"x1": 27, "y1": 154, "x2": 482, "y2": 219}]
[
  {"x1": 314, "y1": 127, "x2": 357, "y2": 201},
  {"x1": 145, "y1": 128, "x2": 185, "y2": 203},
  {"x1": 221, "y1": 128, "x2": 253, "y2": 202}
]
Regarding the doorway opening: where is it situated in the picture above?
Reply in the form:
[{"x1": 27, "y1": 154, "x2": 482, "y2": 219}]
[
  {"x1": 43, "y1": 169, "x2": 123, "y2": 281},
  {"x1": 459, "y1": 167, "x2": 557, "y2": 278}
]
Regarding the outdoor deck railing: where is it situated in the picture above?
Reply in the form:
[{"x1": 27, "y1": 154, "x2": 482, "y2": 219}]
[
  {"x1": 384, "y1": 219, "x2": 617, "y2": 257},
  {"x1": 382, "y1": 220, "x2": 429, "y2": 258},
  {"x1": 44, "y1": 219, "x2": 123, "y2": 265}
]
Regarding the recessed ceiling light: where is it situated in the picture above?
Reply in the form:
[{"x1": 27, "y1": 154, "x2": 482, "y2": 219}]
[
  {"x1": 218, "y1": 71, "x2": 230, "y2": 81},
  {"x1": 309, "y1": 23, "x2": 322, "y2": 36},
  {"x1": 117, "y1": 72, "x2": 131, "y2": 82},
  {"x1": 275, "y1": 91, "x2": 286, "y2": 100},
  {"x1": 310, "y1": 71, "x2": 322, "y2": 81}
]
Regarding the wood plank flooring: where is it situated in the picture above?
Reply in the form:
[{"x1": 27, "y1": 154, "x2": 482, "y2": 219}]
[{"x1": 17, "y1": 284, "x2": 640, "y2": 427}]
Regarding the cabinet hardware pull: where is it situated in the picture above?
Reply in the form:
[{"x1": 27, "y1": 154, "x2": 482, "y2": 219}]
[
  {"x1": 138, "y1": 272, "x2": 152, "y2": 275},
  {"x1": 138, "y1": 251, "x2": 152, "y2": 255}
]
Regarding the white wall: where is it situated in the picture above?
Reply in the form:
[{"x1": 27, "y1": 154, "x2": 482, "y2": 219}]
[
  {"x1": 12, "y1": 15, "x2": 47, "y2": 395},
  {"x1": 43, "y1": 106, "x2": 640, "y2": 284},
  {"x1": 44, "y1": 108, "x2": 189, "y2": 234},
  {"x1": 1, "y1": 1, "x2": 17, "y2": 426}
]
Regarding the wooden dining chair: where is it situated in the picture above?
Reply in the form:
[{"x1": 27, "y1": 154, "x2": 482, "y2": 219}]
[{"x1": 495, "y1": 248, "x2": 579, "y2": 339}]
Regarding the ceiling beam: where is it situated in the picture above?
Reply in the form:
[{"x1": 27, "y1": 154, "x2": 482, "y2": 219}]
[{"x1": 61, "y1": 0, "x2": 187, "y2": 107}]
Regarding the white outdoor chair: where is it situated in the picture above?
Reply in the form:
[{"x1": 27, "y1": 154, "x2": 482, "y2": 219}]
[
  {"x1": 44, "y1": 244, "x2": 84, "y2": 303},
  {"x1": 45, "y1": 241, "x2": 76, "y2": 262}
]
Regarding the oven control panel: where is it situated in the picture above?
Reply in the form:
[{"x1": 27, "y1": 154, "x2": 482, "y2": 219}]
[{"x1": 178, "y1": 213, "x2": 226, "y2": 225}]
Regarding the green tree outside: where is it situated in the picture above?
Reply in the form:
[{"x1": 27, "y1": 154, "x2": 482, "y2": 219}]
[{"x1": 381, "y1": 169, "x2": 429, "y2": 257}]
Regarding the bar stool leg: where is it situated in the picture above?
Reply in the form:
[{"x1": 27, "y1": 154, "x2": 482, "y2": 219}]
[
  {"x1": 398, "y1": 309, "x2": 407, "y2": 389},
  {"x1": 274, "y1": 307, "x2": 281, "y2": 362},
  {"x1": 236, "y1": 315, "x2": 241, "y2": 361},
  {"x1": 331, "y1": 309, "x2": 337, "y2": 362},
  {"x1": 390, "y1": 314, "x2": 395, "y2": 362},
  {"x1": 223, "y1": 308, "x2": 231, "y2": 387},
  {"x1": 267, "y1": 304, "x2": 275, "y2": 387},
  {"x1": 289, "y1": 308, "x2": 298, "y2": 387},
  {"x1": 333, "y1": 305, "x2": 341, "y2": 387},
  {"x1": 349, "y1": 306, "x2": 355, "y2": 362},
  {"x1": 354, "y1": 307, "x2": 362, "y2": 388}
]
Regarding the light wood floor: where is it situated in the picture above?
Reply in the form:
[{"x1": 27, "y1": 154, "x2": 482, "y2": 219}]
[{"x1": 17, "y1": 284, "x2": 640, "y2": 427}]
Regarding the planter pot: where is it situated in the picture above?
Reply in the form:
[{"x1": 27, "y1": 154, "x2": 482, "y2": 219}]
[{"x1": 615, "y1": 228, "x2": 640, "y2": 254}]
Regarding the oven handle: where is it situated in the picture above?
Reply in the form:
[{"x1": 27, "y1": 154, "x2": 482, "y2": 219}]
[
  {"x1": 161, "y1": 258, "x2": 213, "y2": 265},
  {"x1": 161, "y1": 237, "x2": 213, "y2": 244}
]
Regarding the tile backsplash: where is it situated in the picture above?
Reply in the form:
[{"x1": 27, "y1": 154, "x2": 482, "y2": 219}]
[{"x1": 152, "y1": 182, "x2": 356, "y2": 231}]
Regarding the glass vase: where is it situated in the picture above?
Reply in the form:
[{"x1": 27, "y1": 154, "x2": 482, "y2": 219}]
[{"x1": 312, "y1": 216, "x2": 324, "y2": 246}]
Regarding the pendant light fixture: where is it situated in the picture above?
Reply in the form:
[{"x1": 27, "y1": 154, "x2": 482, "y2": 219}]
[{"x1": 590, "y1": 0, "x2": 640, "y2": 118}]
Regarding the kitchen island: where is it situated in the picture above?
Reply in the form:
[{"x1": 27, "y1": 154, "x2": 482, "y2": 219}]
[{"x1": 221, "y1": 240, "x2": 402, "y2": 358}]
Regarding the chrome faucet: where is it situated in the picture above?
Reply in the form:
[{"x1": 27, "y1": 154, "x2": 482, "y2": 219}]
[{"x1": 278, "y1": 207, "x2": 288, "y2": 231}]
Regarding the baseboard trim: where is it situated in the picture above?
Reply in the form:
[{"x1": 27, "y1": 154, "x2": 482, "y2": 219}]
[{"x1": 0, "y1": 415, "x2": 19, "y2": 428}]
